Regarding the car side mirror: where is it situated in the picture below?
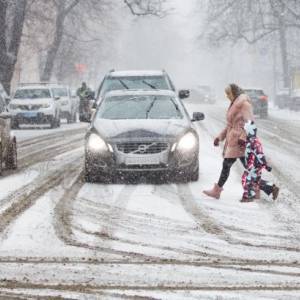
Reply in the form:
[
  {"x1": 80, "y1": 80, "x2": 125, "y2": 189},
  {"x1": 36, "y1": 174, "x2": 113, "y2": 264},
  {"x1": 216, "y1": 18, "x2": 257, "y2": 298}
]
[
  {"x1": 192, "y1": 112, "x2": 205, "y2": 122},
  {"x1": 5, "y1": 97, "x2": 10, "y2": 105},
  {"x1": 55, "y1": 96, "x2": 60, "y2": 101},
  {"x1": 179, "y1": 89, "x2": 190, "y2": 99}
]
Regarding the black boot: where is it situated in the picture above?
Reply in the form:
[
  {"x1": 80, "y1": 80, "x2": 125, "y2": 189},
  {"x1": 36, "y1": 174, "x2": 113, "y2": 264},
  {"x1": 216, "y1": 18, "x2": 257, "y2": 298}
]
[{"x1": 272, "y1": 185, "x2": 279, "y2": 200}]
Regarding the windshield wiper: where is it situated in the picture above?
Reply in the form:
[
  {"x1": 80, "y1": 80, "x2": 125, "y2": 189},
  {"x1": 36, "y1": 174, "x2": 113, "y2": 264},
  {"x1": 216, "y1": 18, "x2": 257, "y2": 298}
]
[
  {"x1": 142, "y1": 80, "x2": 157, "y2": 89},
  {"x1": 118, "y1": 79, "x2": 129, "y2": 89},
  {"x1": 145, "y1": 96, "x2": 158, "y2": 119}
]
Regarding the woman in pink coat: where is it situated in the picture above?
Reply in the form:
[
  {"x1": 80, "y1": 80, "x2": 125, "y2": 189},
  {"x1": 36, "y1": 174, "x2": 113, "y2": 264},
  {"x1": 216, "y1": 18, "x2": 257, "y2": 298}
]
[{"x1": 203, "y1": 83, "x2": 254, "y2": 199}]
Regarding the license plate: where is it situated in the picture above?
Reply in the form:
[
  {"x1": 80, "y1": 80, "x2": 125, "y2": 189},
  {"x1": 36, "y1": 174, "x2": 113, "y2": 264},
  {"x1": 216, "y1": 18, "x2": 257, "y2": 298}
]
[
  {"x1": 125, "y1": 155, "x2": 160, "y2": 165},
  {"x1": 23, "y1": 112, "x2": 37, "y2": 118}
]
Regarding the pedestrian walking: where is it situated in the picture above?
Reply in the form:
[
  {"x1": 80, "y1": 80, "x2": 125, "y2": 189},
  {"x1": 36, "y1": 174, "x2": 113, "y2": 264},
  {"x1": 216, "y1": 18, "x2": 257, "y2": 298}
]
[
  {"x1": 240, "y1": 120, "x2": 279, "y2": 202},
  {"x1": 203, "y1": 83, "x2": 253, "y2": 199}
]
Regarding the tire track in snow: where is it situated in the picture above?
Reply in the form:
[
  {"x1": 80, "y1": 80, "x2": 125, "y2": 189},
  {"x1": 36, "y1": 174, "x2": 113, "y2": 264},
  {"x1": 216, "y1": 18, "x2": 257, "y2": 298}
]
[
  {"x1": 195, "y1": 111, "x2": 300, "y2": 252},
  {"x1": 0, "y1": 158, "x2": 83, "y2": 236}
]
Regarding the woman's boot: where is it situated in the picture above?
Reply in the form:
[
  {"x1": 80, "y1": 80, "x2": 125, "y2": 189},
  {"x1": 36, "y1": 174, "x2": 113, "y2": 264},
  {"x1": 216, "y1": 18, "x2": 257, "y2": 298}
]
[
  {"x1": 272, "y1": 184, "x2": 279, "y2": 200},
  {"x1": 203, "y1": 184, "x2": 223, "y2": 199}
]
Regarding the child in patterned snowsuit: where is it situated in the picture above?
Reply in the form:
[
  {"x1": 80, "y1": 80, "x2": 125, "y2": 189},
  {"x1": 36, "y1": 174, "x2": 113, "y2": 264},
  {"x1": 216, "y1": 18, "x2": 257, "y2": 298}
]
[{"x1": 241, "y1": 120, "x2": 279, "y2": 202}]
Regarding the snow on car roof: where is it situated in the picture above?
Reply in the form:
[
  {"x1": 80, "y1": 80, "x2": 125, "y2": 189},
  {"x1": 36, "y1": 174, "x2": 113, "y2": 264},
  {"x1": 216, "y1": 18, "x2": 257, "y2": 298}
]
[
  {"x1": 109, "y1": 70, "x2": 165, "y2": 77},
  {"x1": 105, "y1": 89, "x2": 176, "y2": 98}
]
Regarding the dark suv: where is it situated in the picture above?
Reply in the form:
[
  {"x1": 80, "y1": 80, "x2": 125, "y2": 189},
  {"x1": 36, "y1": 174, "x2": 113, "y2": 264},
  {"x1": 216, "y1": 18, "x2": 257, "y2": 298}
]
[
  {"x1": 244, "y1": 88, "x2": 268, "y2": 118},
  {"x1": 95, "y1": 70, "x2": 190, "y2": 105}
]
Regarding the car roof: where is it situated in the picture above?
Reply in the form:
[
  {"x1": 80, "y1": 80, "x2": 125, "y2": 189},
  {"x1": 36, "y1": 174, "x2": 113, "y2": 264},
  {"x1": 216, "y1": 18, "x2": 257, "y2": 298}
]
[
  {"x1": 104, "y1": 89, "x2": 176, "y2": 98},
  {"x1": 16, "y1": 85, "x2": 52, "y2": 90},
  {"x1": 16, "y1": 83, "x2": 68, "y2": 90},
  {"x1": 109, "y1": 70, "x2": 165, "y2": 77}
]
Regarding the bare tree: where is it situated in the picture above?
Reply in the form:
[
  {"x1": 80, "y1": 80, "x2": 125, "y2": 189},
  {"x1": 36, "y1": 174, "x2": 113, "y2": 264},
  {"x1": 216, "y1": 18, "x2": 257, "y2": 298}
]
[
  {"x1": 124, "y1": 0, "x2": 167, "y2": 17},
  {"x1": 0, "y1": 0, "x2": 27, "y2": 93},
  {"x1": 201, "y1": 0, "x2": 300, "y2": 87},
  {"x1": 40, "y1": 0, "x2": 80, "y2": 81}
]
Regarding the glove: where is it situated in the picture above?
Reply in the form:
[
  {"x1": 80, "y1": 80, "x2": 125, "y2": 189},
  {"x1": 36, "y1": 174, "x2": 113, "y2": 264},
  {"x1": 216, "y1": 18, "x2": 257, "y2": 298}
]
[
  {"x1": 238, "y1": 139, "x2": 246, "y2": 147},
  {"x1": 214, "y1": 137, "x2": 220, "y2": 146}
]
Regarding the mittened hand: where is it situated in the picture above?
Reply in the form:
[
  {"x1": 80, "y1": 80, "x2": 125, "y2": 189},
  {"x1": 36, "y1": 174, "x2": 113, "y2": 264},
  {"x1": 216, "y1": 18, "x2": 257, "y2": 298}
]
[
  {"x1": 238, "y1": 139, "x2": 246, "y2": 147},
  {"x1": 213, "y1": 137, "x2": 220, "y2": 146}
]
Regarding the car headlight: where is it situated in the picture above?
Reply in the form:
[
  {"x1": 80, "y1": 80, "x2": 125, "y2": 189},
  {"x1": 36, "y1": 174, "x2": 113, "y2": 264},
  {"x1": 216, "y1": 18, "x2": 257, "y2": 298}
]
[
  {"x1": 176, "y1": 132, "x2": 197, "y2": 152},
  {"x1": 87, "y1": 133, "x2": 108, "y2": 152}
]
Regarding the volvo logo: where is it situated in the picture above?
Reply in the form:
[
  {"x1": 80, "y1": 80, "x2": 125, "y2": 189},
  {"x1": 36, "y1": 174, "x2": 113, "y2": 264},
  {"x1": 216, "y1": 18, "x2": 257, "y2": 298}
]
[{"x1": 137, "y1": 144, "x2": 148, "y2": 153}]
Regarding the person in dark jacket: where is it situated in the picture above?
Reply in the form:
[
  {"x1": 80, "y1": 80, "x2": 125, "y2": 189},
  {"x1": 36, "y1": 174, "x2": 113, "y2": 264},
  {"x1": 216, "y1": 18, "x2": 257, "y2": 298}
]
[{"x1": 240, "y1": 120, "x2": 279, "y2": 202}]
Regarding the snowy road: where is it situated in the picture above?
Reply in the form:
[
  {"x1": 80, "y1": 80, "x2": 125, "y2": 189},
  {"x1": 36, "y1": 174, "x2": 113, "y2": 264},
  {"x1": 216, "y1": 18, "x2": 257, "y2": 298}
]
[{"x1": 0, "y1": 106, "x2": 299, "y2": 300}]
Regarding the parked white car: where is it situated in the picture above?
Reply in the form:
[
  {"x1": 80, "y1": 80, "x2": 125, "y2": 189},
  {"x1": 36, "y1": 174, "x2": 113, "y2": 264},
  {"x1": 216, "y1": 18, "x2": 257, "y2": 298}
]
[
  {"x1": 51, "y1": 85, "x2": 77, "y2": 123},
  {"x1": 9, "y1": 83, "x2": 61, "y2": 129}
]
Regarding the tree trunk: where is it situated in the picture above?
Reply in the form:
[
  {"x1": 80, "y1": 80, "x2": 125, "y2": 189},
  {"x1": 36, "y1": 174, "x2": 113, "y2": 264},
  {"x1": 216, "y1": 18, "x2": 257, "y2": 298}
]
[
  {"x1": 41, "y1": 10, "x2": 65, "y2": 82},
  {"x1": 278, "y1": 19, "x2": 289, "y2": 87},
  {"x1": 2, "y1": 0, "x2": 27, "y2": 94}
]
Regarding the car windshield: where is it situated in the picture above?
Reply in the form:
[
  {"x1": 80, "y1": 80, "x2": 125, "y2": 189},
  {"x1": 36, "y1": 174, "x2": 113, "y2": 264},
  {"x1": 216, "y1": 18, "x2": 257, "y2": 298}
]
[
  {"x1": 97, "y1": 95, "x2": 183, "y2": 120},
  {"x1": 244, "y1": 90, "x2": 264, "y2": 97},
  {"x1": 52, "y1": 88, "x2": 68, "y2": 97},
  {"x1": 14, "y1": 88, "x2": 51, "y2": 99},
  {"x1": 101, "y1": 76, "x2": 170, "y2": 94}
]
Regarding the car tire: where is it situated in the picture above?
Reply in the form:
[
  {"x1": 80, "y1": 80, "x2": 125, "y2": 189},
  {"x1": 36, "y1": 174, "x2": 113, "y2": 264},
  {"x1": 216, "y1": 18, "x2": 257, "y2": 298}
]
[
  {"x1": 50, "y1": 116, "x2": 57, "y2": 129},
  {"x1": 84, "y1": 157, "x2": 98, "y2": 183},
  {"x1": 190, "y1": 166, "x2": 199, "y2": 181},
  {"x1": 56, "y1": 116, "x2": 61, "y2": 128},
  {"x1": 5, "y1": 139, "x2": 17, "y2": 170},
  {"x1": 67, "y1": 113, "x2": 72, "y2": 124},
  {"x1": 11, "y1": 119, "x2": 19, "y2": 129},
  {"x1": 73, "y1": 112, "x2": 77, "y2": 123}
]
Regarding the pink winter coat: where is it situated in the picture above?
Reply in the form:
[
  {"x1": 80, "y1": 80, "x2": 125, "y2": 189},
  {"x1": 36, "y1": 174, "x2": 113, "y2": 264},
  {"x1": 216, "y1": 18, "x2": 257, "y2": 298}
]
[{"x1": 217, "y1": 94, "x2": 254, "y2": 158}]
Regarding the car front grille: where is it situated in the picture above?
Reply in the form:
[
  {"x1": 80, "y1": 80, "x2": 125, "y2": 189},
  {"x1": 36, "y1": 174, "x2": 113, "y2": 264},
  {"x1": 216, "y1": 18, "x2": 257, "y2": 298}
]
[
  {"x1": 18, "y1": 105, "x2": 43, "y2": 111},
  {"x1": 117, "y1": 142, "x2": 169, "y2": 154}
]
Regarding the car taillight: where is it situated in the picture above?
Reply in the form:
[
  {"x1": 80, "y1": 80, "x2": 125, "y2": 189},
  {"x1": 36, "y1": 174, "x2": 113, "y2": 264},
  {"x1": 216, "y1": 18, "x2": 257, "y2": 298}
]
[{"x1": 260, "y1": 95, "x2": 268, "y2": 101}]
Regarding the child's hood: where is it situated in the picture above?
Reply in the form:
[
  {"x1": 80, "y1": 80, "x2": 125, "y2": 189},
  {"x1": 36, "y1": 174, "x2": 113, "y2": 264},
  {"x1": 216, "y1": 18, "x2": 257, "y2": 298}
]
[{"x1": 244, "y1": 120, "x2": 257, "y2": 138}]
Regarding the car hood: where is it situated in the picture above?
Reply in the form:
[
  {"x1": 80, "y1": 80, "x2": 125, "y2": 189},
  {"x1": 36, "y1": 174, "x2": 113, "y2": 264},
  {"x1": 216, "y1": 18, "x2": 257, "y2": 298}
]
[
  {"x1": 11, "y1": 98, "x2": 53, "y2": 105},
  {"x1": 92, "y1": 118, "x2": 190, "y2": 141}
]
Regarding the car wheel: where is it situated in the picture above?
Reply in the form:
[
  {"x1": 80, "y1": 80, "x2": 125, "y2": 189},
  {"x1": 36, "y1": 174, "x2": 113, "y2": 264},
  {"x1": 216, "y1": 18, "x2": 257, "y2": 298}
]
[
  {"x1": 73, "y1": 112, "x2": 77, "y2": 123},
  {"x1": 5, "y1": 139, "x2": 17, "y2": 170},
  {"x1": 67, "y1": 113, "x2": 72, "y2": 124},
  {"x1": 11, "y1": 119, "x2": 19, "y2": 129},
  {"x1": 190, "y1": 165, "x2": 199, "y2": 181},
  {"x1": 56, "y1": 116, "x2": 61, "y2": 128},
  {"x1": 50, "y1": 116, "x2": 56, "y2": 129},
  {"x1": 84, "y1": 157, "x2": 98, "y2": 183}
]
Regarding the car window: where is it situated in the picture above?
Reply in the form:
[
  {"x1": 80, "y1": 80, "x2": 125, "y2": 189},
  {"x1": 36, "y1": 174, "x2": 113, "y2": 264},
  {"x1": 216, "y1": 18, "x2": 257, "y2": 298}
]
[
  {"x1": 14, "y1": 88, "x2": 51, "y2": 99},
  {"x1": 244, "y1": 90, "x2": 264, "y2": 97},
  {"x1": 101, "y1": 76, "x2": 170, "y2": 95},
  {"x1": 97, "y1": 95, "x2": 183, "y2": 120},
  {"x1": 52, "y1": 88, "x2": 68, "y2": 97}
]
